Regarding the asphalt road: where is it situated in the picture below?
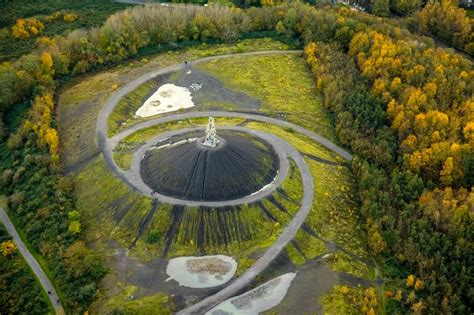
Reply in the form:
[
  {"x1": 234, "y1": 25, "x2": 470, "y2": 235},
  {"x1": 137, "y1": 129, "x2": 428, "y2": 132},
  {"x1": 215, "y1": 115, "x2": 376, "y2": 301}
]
[
  {"x1": 110, "y1": 111, "x2": 352, "y2": 161},
  {"x1": 0, "y1": 207, "x2": 64, "y2": 314}
]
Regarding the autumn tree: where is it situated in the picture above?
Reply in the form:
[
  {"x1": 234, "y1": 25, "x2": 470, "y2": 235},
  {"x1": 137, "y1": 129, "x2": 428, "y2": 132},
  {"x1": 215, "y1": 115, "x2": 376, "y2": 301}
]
[
  {"x1": 371, "y1": 0, "x2": 390, "y2": 16},
  {"x1": 11, "y1": 18, "x2": 45, "y2": 39},
  {"x1": 418, "y1": 0, "x2": 473, "y2": 55},
  {"x1": 391, "y1": 0, "x2": 422, "y2": 15},
  {"x1": 1, "y1": 240, "x2": 16, "y2": 256}
]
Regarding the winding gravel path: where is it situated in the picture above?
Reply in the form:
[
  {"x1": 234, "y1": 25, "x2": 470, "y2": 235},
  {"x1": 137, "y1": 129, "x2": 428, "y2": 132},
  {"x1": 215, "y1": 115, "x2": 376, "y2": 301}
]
[
  {"x1": 97, "y1": 50, "x2": 303, "y2": 148},
  {"x1": 0, "y1": 208, "x2": 64, "y2": 314},
  {"x1": 176, "y1": 136, "x2": 313, "y2": 314},
  {"x1": 96, "y1": 50, "x2": 353, "y2": 313}
]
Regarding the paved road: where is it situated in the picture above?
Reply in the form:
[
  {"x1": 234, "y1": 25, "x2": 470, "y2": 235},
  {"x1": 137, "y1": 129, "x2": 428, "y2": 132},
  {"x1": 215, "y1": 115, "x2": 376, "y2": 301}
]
[
  {"x1": 0, "y1": 208, "x2": 64, "y2": 314},
  {"x1": 125, "y1": 126, "x2": 289, "y2": 207}
]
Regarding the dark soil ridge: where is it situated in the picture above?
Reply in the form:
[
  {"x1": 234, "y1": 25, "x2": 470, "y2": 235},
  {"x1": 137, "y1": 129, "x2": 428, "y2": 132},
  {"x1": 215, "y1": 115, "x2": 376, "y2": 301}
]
[
  {"x1": 129, "y1": 199, "x2": 160, "y2": 250},
  {"x1": 303, "y1": 152, "x2": 346, "y2": 166}
]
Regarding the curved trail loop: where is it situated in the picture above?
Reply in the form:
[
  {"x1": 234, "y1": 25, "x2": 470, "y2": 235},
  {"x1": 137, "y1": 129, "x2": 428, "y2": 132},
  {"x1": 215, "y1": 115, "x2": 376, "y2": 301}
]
[
  {"x1": 176, "y1": 139, "x2": 313, "y2": 314},
  {"x1": 0, "y1": 208, "x2": 64, "y2": 314},
  {"x1": 96, "y1": 50, "x2": 353, "y2": 313},
  {"x1": 127, "y1": 126, "x2": 289, "y2": 207}
]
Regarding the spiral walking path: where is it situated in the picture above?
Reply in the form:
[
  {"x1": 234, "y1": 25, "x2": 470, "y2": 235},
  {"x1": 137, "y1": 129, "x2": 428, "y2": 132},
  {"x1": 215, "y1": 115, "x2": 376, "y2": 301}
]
[{"x1": 97, "y1": 50, "x2": 353, "y2": 313}]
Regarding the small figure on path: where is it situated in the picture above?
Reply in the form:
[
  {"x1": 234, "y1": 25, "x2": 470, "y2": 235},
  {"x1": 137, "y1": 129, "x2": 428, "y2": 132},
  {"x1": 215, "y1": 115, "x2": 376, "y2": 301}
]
[
  {"x1": 47, "y1": 291, "x2": 51, "y2": 295},
  {"x1": 184, "y1": 61, "x2": 188, "y2": 66}
]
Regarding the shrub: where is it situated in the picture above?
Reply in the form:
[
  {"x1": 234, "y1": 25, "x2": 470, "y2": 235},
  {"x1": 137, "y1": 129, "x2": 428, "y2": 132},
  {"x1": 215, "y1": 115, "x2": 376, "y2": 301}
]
[
  {"x1": 63, "y1": 13, "x2": 79, "y2": 23},
  {"x1": 146, "y1": 230, "x2": 160, "y2": 243}
]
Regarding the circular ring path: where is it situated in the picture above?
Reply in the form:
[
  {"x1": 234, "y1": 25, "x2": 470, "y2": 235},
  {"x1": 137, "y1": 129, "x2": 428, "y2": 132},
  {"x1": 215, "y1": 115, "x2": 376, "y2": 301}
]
[
  {"x1": 128, "y1": 126, "x2": 289, "y2": 207},
  {"x1": 96, "y1": 51, "x2": 352, "y2": 314}
]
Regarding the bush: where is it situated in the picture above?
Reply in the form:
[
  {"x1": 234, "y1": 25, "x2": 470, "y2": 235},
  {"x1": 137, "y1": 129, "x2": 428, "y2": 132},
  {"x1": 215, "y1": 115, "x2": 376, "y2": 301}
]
[
  {"x1": 63, "y1": 13, "x2": 79, "y2": 23},
  {"x1": 146, "y1": 230, "x2": 160, "y2": 243}
]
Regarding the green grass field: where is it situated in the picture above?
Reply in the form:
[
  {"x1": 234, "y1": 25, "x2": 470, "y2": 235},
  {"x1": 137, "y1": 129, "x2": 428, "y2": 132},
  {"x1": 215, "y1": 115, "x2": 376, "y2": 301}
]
[
  {"x1": 98, "y1": 285, "x2": 175, "y2": 315},
  {"x1": 196, "y1": 54, "x2": 336, "y2": 141}
]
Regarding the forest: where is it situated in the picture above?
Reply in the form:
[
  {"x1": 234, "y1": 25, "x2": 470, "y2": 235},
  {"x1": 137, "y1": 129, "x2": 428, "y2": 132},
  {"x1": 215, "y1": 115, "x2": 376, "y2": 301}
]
[
  {"x1": 0, "y1": 223, "x2": 50, "y2": 314},
  {"x1": 0, "y1": 0, "x2": 132, "y2": 61},
  {"x1": 0, "y1": 1, "x2": 472, "y2": 314}
]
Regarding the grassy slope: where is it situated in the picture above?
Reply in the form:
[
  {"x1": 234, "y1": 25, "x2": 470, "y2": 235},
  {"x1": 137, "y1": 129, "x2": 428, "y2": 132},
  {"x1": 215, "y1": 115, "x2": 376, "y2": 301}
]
[
  {"x1": 106, "y1": 159, "x2": 303, "y2": 261},
  {"x1": 245, "y1": 122, "x2": 373, "y2": 267},
  {"x1": 108, "y1": 81, "x2": 158, "y2": 136},
  {"x1": 58, "y1": 38, "x2": 290, "y2": 170},
  {"x1": 99, "y1": 285, "x2": 175, "y2": 315},
  {"x1": 105, "y1": 39, "x2": 291, "y2": 137},
  {"x1": 196, "y1": 54, "x2": 336, "y2": 141}
]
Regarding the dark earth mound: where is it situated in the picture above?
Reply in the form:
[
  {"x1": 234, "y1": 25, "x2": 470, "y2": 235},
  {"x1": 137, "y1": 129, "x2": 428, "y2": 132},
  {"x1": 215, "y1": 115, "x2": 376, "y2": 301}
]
[{"x1": 140, "y1": 131, "x2": 278, "y2": 201}]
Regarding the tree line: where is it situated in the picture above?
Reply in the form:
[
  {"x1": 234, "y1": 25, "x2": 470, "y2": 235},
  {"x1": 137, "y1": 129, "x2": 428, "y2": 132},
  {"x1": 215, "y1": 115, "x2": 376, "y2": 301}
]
[
  {"x1": 301, "y1": 5, "x2": 472, "y2": 314},
  {"x1": 348, "y1": 0, "x2": 473, "y2": 56}
]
